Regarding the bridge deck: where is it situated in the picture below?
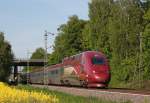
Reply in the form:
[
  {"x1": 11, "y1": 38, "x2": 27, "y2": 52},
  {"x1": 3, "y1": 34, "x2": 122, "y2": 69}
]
[{"x1": 13, "y1": 59, "x2": 47, "y2": 66}]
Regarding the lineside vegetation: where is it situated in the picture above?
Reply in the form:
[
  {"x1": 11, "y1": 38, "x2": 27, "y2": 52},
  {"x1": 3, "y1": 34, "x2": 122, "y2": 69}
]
[
  {"x1": 0, "y1": 32, "x2": 13, "y2": 82},
  {"x1": 0, "y1": 82, "x2": 58, "y2": 103},
  {"x1": 16, "y1": 84, "x2": 131, "y2": 103}
]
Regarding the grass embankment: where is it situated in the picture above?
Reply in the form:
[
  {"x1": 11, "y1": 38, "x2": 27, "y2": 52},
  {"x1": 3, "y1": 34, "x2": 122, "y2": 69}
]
[
  {"x1": 0, "y1": 82, "x2": 131, "y2": 103},
  {"x1": 16, "y1": 85, "x2": 131, "y2": 103},
  {"x1": 0, "y1": 82, "x2": 58, "y2": 103},
  {"x1": 109, "y1": 79, "x2": 150, "y2": 90}
]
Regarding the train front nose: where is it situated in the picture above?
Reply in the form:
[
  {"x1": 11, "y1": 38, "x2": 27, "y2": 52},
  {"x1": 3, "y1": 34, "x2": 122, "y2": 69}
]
[
  {"x1": 91, "y1": 65, "x2": 110, "y2": 83},
  {"x1": 93, "y1": 73, "x2": 110, "y2": 83},
  {"x1": 87, "y1": 73, "x2": 110, "y2": 88}
]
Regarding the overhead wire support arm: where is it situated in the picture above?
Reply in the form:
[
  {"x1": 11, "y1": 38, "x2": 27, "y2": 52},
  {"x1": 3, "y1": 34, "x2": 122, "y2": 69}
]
[{"x1": 44, "y1": 30, "x2": 55, "y2": 85}]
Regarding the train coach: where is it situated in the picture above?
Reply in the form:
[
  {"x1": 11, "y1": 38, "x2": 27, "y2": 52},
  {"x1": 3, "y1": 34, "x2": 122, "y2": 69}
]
[{"x1": 29, "y1": 51, "x2": 111, "y2": 88}]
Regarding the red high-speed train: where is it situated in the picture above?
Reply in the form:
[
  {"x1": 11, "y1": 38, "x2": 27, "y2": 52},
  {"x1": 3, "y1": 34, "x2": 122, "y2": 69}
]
[{"x1": 29, "y1": 51, "x2": 111, "y2": 88}]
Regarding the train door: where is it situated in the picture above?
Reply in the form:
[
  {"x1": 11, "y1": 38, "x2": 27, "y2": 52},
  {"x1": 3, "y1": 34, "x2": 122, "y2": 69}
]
[
  {"x1": 78, "y1": 54, "x2": 88, "y2": 87},
  {"x1": 79, "y1": 54, "x2": 86, "y2": 78}
]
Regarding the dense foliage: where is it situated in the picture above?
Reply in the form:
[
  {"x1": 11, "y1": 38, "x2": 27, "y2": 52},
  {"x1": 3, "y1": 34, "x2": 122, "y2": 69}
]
[
  {"x1": 142, "y1": 4, "x2": 150, "y2": 81},
  {"x1": 0, "y1": 32, "x2": 13, "y2": 82},
  {"x1": 48, "y1": 15, "x2": 87, "y2": 65},
  {"x1": 30, "y1": 48, "x2": 45, "y2": 59},
  {"x1": 108, "y1": 0, "x2": 145, "y2": 87}
]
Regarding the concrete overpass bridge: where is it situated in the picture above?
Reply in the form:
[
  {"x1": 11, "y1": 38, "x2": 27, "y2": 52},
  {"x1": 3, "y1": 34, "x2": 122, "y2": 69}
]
[
  {"x1": 13, "y1": 59, "x2": 46, "y2": 66},
  {"x1": 12, "y1": 59, "x2": 47, "y2": 84}
]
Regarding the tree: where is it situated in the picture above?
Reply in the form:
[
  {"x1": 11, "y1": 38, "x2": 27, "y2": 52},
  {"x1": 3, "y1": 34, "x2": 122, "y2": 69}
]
[
  {"x1": 81, "y1": 22, "x2": 93, "y2": 51},
  {"x1": 88, "y1": 0, "x2": 113, "y2": 58},
  {"x1": 48, "y1": 15, "x2": 87, "y2": 64},
  {"x1": 31, "y1": 47, "x2": 45, "y2": 59},
  {"x1": 109, "y1": 0, "x2": 144, "y2": 84},
  {"x1": 0, "y1": 32, "x2": 13, "y2": 82},
  {"x1": 142, "y1": 5, "x2": 150, "y2": 80}
]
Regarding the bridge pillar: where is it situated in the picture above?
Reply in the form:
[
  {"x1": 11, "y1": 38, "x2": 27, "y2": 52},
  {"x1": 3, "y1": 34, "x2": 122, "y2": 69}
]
[{"x1": 14, "y1": 66, "x2": 18, "y2": 85}]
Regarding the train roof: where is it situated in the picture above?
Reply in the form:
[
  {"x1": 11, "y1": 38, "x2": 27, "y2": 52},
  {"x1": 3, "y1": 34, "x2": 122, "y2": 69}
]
[
  {"x1": 30, "y1": 51, "x2": 105, "y2": 73},
  {"x1": 63, "y1": 51, "x2": 103, "y2": 59},
  {"x1": 30, "y1": 63, "x2": 62, "y2": 73}
]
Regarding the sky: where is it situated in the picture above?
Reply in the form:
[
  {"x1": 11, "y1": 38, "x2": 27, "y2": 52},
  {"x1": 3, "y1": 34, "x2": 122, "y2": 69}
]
[{"x1": 0, "y1": 0, "x2": 89, "y2": 58}]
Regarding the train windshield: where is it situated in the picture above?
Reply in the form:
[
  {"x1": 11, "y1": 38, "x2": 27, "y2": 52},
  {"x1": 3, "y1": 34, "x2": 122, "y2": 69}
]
[{"x1": 92, "y1": 56, "x2": 105, "y2": 65}]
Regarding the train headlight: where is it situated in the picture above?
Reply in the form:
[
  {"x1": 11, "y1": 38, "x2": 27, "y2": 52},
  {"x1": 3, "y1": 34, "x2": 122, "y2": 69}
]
[
  {"x1": 95, "y1": 75, "x2": 100, "y2": 79},
  {"x1": 93, "y1": 70, "x2": 96, "y2": 74}
]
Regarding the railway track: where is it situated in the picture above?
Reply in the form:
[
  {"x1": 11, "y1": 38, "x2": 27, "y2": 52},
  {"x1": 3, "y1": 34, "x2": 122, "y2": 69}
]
[{"x1": 32, "y1": 84, "x2": 150, "y2": 103}]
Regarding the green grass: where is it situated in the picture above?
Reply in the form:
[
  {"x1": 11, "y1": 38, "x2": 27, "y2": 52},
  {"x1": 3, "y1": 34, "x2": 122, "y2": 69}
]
[
  {"x1": 16, "y1": 85, "x2": 131, "y2": 103},
  {"x1": 109, "y1": 79, "x2": 150, "y2": 90}
]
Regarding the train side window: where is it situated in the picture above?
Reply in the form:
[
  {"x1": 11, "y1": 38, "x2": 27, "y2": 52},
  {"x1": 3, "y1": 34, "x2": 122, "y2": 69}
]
[
  {"x1": 60, "y1": 67, "x2": 63, "y2": 73},
  {"x1": 56, "y1": 70, "x2": 58, "y2": 74},
  {"x1": 51, "y1": 71, "x2": 53, "y2": 74},
  {"x1": 52, "y1": 70, "x2": 55, "y2": 75},
  {"x1": 51, "y1": 70, "x2": 57, "y2": 75}
]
